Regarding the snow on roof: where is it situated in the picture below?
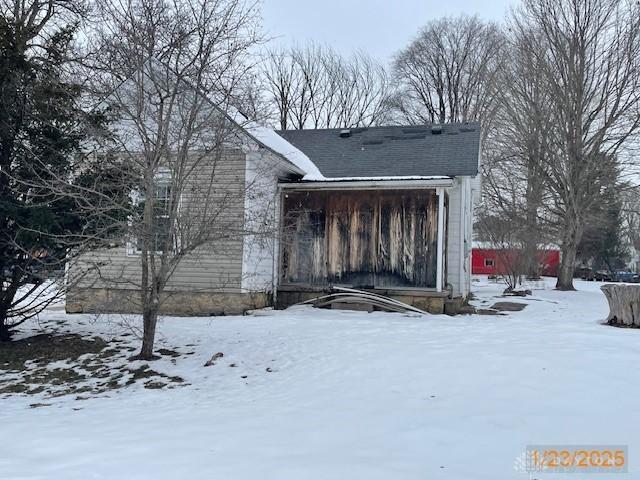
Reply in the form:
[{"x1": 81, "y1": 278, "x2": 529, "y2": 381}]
[
  {"x1": 306, "y1": 175, "x2": 452, "y2": 182},
  {"x1": 243, "y1": 121, "x2": 325, "y2": 180},
  {"x1": 225, "y1": 106, "x2": 324, "y2": 180}
]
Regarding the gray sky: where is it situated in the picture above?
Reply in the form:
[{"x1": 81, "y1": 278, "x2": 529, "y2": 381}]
[{"x1": 261, "y1": 0, "x2": 514, "y2": 63}]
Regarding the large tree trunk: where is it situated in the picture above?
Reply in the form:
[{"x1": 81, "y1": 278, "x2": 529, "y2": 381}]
[
  {"x1": 601, "y1": 284, "x2": 640, "y2": 327},
  {"x1": 0, "y1": 298, "x2": 12, "y2": 341},
  {"x1": 0, "y1": 320, "x2": 11, "y2": 342},
  {"x1": 0, "y1": 277, "x2": 20, "y2": 341},
  {"x1": 138, "y1": 306, "x2": 159, "y2": 360},
  {"x1": 522, "y1": 192, "x2": 539, "y2": 278},
  {"x1": 556, "y1": 243, "x2": 577, "y2": 290},
  {"x1": 523, "y1": 152, "x2": 543, "y2": 279},
  {"x1": 556, "y1": 215, "x2": 582, "y2": 290},
  {"x1": 523, "y1": 237, "x2": 539, "y2": 279}
]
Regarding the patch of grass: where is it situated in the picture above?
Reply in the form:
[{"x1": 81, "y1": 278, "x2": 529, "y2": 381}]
[
  {"x1": 144, "y1": 381, "x2": 167, "y2": 389},
  {"x1": 0, "y1": 334, "x2": 107, "y2": 371},
  {"x1": 125, "y1": 364, "x2": 156, "y2": 384},
  {"x1": 124, "y1": 365, "x2": 184, "y2": 386},
  {"x1": 157, "y1": 348, "x2": 181, "y2": 358},
  {"x1": 0, "y1": 382, "x2": 31, "y2": 394},
  {"x1": 1, "y1": 332, "x2": 187, "y2": 401}
]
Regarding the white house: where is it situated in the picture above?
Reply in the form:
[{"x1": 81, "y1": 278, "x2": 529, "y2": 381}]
[{"x1": 66, "y1": 116, "x2": 481, "y2": 315}]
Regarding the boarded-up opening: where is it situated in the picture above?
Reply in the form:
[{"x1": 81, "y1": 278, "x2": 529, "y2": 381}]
[{"x1": 280, "y1": 189, "x2": 442, "y2": 289}]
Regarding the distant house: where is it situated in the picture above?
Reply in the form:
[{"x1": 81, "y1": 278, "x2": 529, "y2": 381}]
[
  {"x1": 67, "y1": 119, "x2": 481, "y2": 315},
  {"x1": 471, "y1": 243, "x2": 561, "y2": 277}
]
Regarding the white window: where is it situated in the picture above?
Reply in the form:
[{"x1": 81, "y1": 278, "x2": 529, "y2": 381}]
[
  {"x1": 127, "y1": 169, "x2": 174, "y2": 255},
  {"x1": 484, "y1": 258, "x2": 495, "y2": 267}
]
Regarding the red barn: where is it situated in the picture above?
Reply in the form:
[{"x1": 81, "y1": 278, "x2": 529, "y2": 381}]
[{"x1": 472, "y1": 243, "x2": 561, "y2": 277}]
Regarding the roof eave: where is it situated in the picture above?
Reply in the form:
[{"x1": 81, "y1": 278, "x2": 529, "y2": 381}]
[{"x1": 278, "y1": 177, "x2": 454, "y2": 191}]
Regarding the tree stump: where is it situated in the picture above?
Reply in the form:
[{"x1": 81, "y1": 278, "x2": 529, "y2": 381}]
[{"x1": 601, "y1": 284, "x2": 640, "y2": 327}]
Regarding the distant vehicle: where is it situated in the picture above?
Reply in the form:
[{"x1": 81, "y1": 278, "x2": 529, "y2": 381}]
[
  {"x1": 573, "y1": 267, "x2": 639, "y2": 283},
  {"x1": 613, "y1": 271, "x2": 640, "y2": 283},
  {"x1": 574, "y1": 267, "x2": 592, "y2": 279},
  {"x1": 593, "y1": 270, "x2": 613, "y2": 282}
]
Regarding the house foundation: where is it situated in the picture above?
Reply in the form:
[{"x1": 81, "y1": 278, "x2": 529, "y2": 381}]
[{"x1": 65, "y1": 288, "x2": 270, "y2": 316}]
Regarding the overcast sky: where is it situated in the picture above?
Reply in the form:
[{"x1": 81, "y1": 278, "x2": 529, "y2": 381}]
[{"x1": 261, "y1": 0, "x2": 514, "y2": 63}]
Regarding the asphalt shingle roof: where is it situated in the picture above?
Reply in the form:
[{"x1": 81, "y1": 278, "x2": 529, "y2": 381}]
[{"x1": 276, "y1": 123, "x2": 481, "y2": 179}]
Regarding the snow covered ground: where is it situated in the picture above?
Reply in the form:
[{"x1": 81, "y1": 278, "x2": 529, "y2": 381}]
[{"x1": 2, "y1": 277, "x2": 640, "y2": 479}]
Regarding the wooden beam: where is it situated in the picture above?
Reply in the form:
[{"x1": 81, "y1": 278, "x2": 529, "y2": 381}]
[
  {"x1": 436, "y1": 188, "x2": 445, "y2": 292},
  {"x1": 273, "y1": 187, "x2": 286, "y2": 306},
  {"x1": 280, "y1": 189, "x2": 439, "y2": 288},
  {"x1": 279, "y1": 178, "x2": 453, "y2": 191}
]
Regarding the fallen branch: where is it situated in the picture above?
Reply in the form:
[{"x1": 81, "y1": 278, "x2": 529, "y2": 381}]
[{"x1": 204, "y1": 352, "x2": 224, "y2": 367}]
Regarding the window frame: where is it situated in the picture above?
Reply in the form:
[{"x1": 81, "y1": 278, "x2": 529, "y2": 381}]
[{"x1": 126, "y1": 168, "x2": 175, "y2": 256}]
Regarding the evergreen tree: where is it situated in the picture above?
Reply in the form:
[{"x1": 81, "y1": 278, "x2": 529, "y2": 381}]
[
  {"x1": 0, "y1": 1, "x2": 97, "y2": 340},
  {"x1": 577, "y1": 179, "x2": 629, "y2": 273}
]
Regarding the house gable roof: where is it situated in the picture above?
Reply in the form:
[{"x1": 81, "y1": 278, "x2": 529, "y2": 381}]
[
  {"x1": 276, "y1": 123, "x2": 481, "y2": 179},
  {"x1": 99, "y1": 57, "x2": 321, "y2": 179}
]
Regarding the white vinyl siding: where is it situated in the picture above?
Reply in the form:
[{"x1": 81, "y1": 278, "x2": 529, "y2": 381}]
[
  {"x1": 446, "y1": 179, "x2": 462, "y2": 296},
  {"x1": 240, "y1": 150, "x2": 297, "y2": 293},
  {"x1": 445, "y1": 176, "x2": 475, "y2": 298}
]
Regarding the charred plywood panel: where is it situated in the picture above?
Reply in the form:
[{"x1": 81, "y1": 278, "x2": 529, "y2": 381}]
[{"x1": 281, "y1": 189, "x2": 439, "y2": 288}]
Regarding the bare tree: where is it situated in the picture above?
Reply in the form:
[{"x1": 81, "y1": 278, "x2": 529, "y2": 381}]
[
  {"x1": 322, "y1": 50, "x2": 391, "y2": 128},
  {"x1": 262, "y1": 48, "x2": 298, "y2": 130},
  {"x1": 226, "y1": 70, "x2": 272, "y2": 125},
  {"x1": 390, "y1": 14, "x2": 504, "y2": 133},
  {"x1": 288, "y1": 43, "x2": 327, "y2": 129},
  {"x1": 482, "y1": 24, "x2": 556, "y2": 279},
  {"x1": 475, "y1": 212, "x2": 529, "y2": 292},
  {"x1": 512, "y1": 0, "x2": 640, "y2": 290},
  {"x1": 75, "y1": 0, "x2": 265, "y2": 360},
  {"x1": 262, "y1": 43, "x2": 391, "y2": 130},
  {"x1": 621, "y1": 186, "x2": 640, "y2": 272}
]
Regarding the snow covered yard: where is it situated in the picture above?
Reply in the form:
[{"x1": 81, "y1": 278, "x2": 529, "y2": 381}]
[{"x1": 2, "y1": 278, "x2": 639, "y2": 480}]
